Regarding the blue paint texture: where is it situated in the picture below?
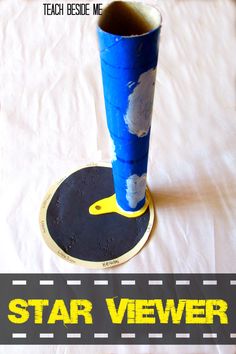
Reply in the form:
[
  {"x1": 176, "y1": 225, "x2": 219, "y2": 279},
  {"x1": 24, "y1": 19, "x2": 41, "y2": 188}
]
[{"x1": 98, "y1": 12, "x2": 161, "y2": 211}]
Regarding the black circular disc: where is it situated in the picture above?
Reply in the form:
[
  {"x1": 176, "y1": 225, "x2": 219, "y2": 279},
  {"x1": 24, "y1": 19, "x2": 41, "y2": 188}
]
[{"x1": 40, "y1": 164, "x2": 154, "y2": 268}]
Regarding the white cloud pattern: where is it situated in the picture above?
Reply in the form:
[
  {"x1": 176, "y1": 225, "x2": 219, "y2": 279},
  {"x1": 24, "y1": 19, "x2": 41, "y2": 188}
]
[
  {"x1": 124, "y1": 68, "x2": 156, "y2": 137},
  {"x1": 126, "y1": 173, "x2": 147, "y2": 209}
]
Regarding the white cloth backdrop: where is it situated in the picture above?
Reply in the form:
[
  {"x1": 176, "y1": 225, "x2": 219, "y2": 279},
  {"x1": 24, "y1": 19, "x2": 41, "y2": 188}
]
[{"x1": 0, "y1": 0, "x2": 235, "y2": 352}]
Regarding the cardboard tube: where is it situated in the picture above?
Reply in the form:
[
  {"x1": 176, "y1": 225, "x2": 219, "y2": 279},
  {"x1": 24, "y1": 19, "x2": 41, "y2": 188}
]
[{"x1": 97, "y1": 1, "x2": 162, "y2": 212}]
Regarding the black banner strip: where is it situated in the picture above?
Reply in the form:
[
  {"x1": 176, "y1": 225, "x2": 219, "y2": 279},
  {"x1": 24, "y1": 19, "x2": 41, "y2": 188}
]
[{"x1": 0, "y1": 274, "x2": 236, "y2": 345}]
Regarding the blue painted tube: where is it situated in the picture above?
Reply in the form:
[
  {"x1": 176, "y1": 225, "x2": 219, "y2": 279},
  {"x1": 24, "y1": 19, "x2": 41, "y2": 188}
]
[{"x1": 97, "y1": 1, "x2": 162, "y2": 211}]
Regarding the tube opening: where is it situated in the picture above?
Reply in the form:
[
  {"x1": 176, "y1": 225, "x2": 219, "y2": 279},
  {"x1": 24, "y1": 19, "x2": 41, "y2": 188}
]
[{"x1": 98, "y1": 1, "x2": 162, "y2": 36}]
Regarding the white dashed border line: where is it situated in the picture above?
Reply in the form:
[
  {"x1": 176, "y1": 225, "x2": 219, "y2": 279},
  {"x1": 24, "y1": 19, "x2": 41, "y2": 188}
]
[
  {"x1": 148, "y1": 280, "x2": 163, "y2": 285},
  {"x1": 12, "y1": 332, "x2": 236, "y2": 341},
  {"x1": 203, "y1": 280, "x2": 217, "y2": 286},
  {"x1": 121, "y1": 333, "x2": 136, "y2": 338},
  {"x1": 67, "y1": 333, "x2": 81, "y2": 338},
  {"x1": 67, "y1": 280, "x2": 81, "y2": 285},
  {"x1": 176, "y1": 280, "x2": 190, "y2": 285},
  {"x1": 39, "y1": 333, "x2": 54, "y2": 338},
  {"x1": 121, "y1": 280, "x2": 135, "y2": 285},
  {"x1": 148, "y1": 333, "x2": 163, "y2": 338},
  {"x1": 39, "y1": 280, "x2": 54, "y2": 286},
  {"x1": 176, "y1": 333, "x2": 190, "y2": 338},
  {"x1": 203, "y1": 333, "x2": 217, "y2": 338},
  {"x1": 12, "y1": 333, "x2": 27, "y2": 339},
  {"x1": 94, "y1": 333, "x2": 109, "y2": 338},
  {"x1": 94, "y1": 280, "x2": 108, "y2": 285},
  {"x1": 12, "y1": 280, "x2": 27, "y2": 286}
]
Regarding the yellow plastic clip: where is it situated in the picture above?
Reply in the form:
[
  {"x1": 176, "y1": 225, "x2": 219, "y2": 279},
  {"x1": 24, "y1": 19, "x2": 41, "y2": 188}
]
[{"x1": 89, "y1": 190, "x2": 150, "y2": 218}]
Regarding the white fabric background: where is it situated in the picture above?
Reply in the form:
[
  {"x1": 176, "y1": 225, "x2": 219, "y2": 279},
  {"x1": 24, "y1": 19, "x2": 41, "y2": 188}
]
[{"x1": 0, "y1": 0, "x2": 235, "y2": 352}]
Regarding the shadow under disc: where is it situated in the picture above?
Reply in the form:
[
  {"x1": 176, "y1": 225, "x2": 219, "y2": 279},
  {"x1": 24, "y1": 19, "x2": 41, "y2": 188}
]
[{"x1": 40, "y1": 165, "x2": 154, "y2": 268}]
